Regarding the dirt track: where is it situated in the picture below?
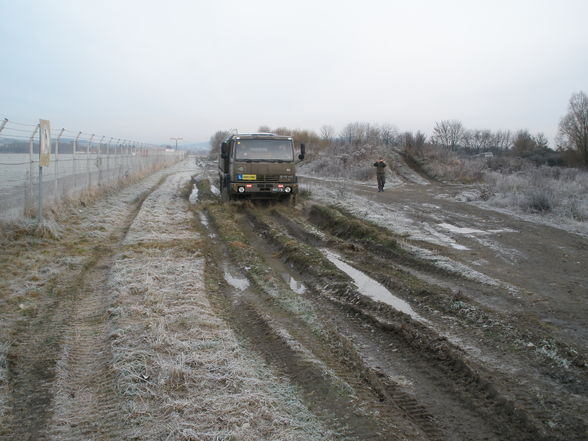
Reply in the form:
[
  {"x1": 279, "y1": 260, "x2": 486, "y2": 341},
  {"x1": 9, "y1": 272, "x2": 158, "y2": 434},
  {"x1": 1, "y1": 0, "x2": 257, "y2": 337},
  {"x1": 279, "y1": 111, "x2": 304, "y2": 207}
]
[{"x1": 0, "y1": 157, "x2": 586, "y2": 440}]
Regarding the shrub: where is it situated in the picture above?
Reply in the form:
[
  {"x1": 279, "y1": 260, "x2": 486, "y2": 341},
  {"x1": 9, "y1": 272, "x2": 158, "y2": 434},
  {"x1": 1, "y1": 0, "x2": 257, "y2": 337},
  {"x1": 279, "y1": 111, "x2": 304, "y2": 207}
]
[{"x1": 484, "y1": 166, "x2": 588, "y2": 221}]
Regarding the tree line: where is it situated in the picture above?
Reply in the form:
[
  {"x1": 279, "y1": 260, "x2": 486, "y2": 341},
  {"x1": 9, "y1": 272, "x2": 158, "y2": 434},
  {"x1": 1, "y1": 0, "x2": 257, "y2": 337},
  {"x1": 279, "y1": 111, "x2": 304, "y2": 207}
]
[{"x1": 209, "y1": 91, "x2": 588, "y2": 167}]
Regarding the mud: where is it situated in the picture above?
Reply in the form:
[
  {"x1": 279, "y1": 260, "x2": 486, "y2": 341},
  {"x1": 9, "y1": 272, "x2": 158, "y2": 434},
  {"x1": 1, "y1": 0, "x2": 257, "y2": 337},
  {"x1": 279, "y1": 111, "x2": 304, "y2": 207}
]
[{"x1": 1, "y1": 158, "x2": 586, "y2": 441}]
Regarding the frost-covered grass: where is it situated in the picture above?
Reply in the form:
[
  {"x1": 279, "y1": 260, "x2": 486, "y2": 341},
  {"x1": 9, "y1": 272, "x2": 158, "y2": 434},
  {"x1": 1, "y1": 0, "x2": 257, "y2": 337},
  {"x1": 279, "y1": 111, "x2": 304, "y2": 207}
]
[
  {"x1": 404, "y1": 145, "x2": 486, "y2": 183},
  {"x1": 0, "y1": 218, "x2": 62, "y2": 242},
  {"x1": 304, "y1": 181, "x2": 518, "y2": 290},
  {"x1": 123, "y1": 172, "x2": 197, "y2": 245},
  {"x1": 298, "y1": 143, "x2": 412, "y2": 185},
  {"x1": 107, "y1": 168, "x2": 331, "y2": 440},
  {"x1": 110, "y1": 232, "x2": 331, "y2": 441},
  {"x1": 484, "y1": 166, "x2": 588, "y2": 222},
  {"x1": 0, "y1": 159, "x2": 202, "y2": 438},
  {"x1": 0, "y1": 340, "x2": 8, "y2": 422}
]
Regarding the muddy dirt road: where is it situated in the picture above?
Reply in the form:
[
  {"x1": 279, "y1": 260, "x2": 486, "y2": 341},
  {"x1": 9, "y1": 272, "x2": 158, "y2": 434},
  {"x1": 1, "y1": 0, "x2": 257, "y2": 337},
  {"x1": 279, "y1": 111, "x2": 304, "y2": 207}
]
[{"x1": 1, "y1": 157, "x2": 586, "y2": 440}]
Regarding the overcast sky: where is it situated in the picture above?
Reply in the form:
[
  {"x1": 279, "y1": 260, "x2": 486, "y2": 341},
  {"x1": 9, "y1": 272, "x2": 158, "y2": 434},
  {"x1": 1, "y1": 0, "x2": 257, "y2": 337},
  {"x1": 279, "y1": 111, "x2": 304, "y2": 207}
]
[{"x1": 1, "y1": 0, "x2": 587, "y2": 145}]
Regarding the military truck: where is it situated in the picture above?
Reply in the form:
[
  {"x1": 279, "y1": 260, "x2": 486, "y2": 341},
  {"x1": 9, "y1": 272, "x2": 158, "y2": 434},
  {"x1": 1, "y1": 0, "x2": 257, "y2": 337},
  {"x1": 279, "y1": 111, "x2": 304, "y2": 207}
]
[{"x1": 218, "y1": 133, "x2": 305, "y2": 202}]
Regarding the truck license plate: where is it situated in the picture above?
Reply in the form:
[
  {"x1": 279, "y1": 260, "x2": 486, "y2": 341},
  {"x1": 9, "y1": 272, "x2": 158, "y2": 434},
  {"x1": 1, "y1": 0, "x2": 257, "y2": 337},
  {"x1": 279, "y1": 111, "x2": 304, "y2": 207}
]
[{"x1": 238, "y1": 174, "x2": 256, "y2": 180}]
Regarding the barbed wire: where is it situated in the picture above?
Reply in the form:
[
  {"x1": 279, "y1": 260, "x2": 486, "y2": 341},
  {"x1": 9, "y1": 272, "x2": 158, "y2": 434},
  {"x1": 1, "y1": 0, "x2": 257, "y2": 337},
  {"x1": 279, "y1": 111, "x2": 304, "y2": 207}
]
[
  {"x1": 1, "y1": 117, "x2": 162, "y2": 149},
  {"x1": 2, "y1": 118, "x2": 37, "y2": 127}
]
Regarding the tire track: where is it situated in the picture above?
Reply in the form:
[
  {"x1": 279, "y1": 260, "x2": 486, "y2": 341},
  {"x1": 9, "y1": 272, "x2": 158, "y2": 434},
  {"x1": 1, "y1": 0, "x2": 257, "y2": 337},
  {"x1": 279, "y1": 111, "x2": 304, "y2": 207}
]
[
  {"x1": 204, "y1": 203, "x2": 441, "y2": 441},
  {"x1": 239, "y1": 204, "x2": 555, "y2": 441},
  {"x1": 47, "y1": 173, "x2": 174, "y2": 440},
  {"x1": 48, "y1": 254, "x2": 124, "y2": 440},
  {"x1": 1, "y1": 171, "x2": 170, "y2": 441}
]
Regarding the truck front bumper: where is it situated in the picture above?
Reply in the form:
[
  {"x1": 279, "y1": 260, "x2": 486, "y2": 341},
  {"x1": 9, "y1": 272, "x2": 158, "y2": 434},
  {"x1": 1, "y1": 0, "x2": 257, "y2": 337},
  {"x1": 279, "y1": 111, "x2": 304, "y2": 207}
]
[{"x1": 230, "y1": 182, "x2": 298, "y2": 197}]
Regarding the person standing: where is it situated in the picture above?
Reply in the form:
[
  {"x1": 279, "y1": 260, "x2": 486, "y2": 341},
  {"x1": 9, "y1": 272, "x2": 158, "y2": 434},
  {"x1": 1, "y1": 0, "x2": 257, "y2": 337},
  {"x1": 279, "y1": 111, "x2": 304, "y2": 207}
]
[{"x1": 373, "y1": 157, "x2": 387, "y2": 192}]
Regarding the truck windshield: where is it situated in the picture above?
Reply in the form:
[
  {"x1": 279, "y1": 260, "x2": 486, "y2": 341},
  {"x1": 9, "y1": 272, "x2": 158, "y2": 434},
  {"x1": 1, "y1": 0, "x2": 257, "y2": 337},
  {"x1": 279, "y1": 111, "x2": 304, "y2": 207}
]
[{"x1": 235, "y1": 139, "x2": 294, "y2": 161}]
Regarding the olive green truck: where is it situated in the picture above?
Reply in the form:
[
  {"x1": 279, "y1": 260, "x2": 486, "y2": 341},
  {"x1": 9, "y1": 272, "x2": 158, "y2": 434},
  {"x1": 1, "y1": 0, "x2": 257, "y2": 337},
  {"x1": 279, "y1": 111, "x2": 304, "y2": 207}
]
[{"x1": 218, "y1": 133, "x2": 305, "y2": 202}]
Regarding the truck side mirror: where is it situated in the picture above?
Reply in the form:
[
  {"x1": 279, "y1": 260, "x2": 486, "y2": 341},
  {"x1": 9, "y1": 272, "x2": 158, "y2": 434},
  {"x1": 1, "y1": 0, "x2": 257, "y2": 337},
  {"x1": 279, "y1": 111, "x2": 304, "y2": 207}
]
[
  {"x1": 221, "y1": 141, "x2": 227, "y2": 159},
  {"x1": 298, "y1": 143, "x2": 305, "y2": 160}
]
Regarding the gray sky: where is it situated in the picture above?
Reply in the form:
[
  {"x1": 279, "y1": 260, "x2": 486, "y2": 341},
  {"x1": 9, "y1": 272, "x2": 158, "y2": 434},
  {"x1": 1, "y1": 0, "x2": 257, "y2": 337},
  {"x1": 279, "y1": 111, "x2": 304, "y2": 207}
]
[{"x1": 1, "y1": 0, "x2": 587, "y2": 145}]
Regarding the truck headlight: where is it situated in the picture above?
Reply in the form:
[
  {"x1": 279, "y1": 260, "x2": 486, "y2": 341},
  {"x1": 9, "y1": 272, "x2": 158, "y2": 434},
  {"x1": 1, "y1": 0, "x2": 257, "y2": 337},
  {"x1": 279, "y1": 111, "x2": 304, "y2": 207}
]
[
  {"x1": 238, "y1": 186, "x2": 245, "y2": 193},
  {"x1": 284, "y1": 186, "x2": 292, "y2": 193}
]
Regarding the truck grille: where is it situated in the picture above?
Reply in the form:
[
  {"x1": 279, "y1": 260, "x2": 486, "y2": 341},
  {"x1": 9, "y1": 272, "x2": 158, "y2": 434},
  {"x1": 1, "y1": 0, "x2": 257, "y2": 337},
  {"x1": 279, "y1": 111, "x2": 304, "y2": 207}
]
[{"x1": 259, "y1": 175, "x2": 279, "y2": 182}]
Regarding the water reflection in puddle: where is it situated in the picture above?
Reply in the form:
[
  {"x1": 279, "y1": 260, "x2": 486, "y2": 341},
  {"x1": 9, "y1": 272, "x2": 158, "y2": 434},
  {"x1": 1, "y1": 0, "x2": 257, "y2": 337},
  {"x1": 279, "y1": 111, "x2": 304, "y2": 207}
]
[
  {"x1": 189, "y1": 184, "x2": 199, "y2": 204},
  {"x1": 223, "y1": 264, "x2": 250, "y2": 291},
  {"x1": 198, "y1": 212, "x2": 217, "y2": 238},
  {"x1": 282, "y1": 273, "x2": 306, "y2": 294},
  {"x1": 321, "y1": 249, "x2": 425, "y2": 322}
]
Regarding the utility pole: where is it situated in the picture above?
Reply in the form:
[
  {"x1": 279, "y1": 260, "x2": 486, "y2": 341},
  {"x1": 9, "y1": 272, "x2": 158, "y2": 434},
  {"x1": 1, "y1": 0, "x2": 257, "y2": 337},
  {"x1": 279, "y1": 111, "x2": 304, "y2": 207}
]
[{"x1": 170, "y1": 137, "x2": 183, "y2": 151}]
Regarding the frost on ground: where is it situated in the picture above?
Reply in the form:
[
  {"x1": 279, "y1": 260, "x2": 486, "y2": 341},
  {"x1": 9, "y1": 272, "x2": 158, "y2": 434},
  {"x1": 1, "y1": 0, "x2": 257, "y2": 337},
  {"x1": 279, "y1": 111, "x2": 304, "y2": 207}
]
[
  {"x1": 305, "y1": 180, "x2": 517, "y2": 288},
  {"x1": 0, "y1": 159, "x2": 200, "y2": 439},
  {"x1": 189, "y1": 184, "x2": 199, "y2": 204},
  {"x1": 109, "y1": 170, "x2": 332, "y2": 441},
  {"x1": 439, "y1": 168, "x2": 588, "y2": 237},
  {"x1": 0, "y1": 162, "x2": 190, "y2": 321},
  {"x1": 0, "y1": 340, "x2": 8, "y2": 421},
  {"x1": 123, "y1": 172, "x2": 197, "y2": 245}
]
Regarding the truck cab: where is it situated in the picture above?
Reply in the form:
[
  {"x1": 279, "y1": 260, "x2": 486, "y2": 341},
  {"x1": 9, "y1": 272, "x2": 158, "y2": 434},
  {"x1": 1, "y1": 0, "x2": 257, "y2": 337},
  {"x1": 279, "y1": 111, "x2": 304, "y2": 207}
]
[{"x1": 218, "y1": 133, "x2": 305, "y2": 202}]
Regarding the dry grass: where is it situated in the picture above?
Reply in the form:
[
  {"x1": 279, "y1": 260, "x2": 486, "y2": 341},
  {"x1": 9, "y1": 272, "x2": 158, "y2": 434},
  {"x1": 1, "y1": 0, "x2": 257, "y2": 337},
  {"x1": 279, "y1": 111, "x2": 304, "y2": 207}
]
[
  {"x1": 0, "y1": 160, "x2": 198, "y2": 438},
  {"x1": 105, "y1": 167, "x2": 332, "y2": 440},
  {"x1": 484, "y1": 166, "x2": 588, "y2": 221},
  {"x1": 405, "y1": 145, "x2": 486, "y2": 183},
  {"x1": 109, "y1": 241, "x2": 331, "y2": 441},
  {"x1": 300, "y1": 143, "x2": 384, "y2": 181},
  {"x1": 0, "y1": 218, "x2": 62, "y2": 242}
]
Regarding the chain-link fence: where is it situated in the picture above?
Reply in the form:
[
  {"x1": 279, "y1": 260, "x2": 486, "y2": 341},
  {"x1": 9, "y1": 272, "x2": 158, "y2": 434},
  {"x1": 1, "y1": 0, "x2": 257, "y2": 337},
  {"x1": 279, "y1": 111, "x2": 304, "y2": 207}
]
[{"x1": 0, "y1": 118, "x2": 186, "y2": 221}]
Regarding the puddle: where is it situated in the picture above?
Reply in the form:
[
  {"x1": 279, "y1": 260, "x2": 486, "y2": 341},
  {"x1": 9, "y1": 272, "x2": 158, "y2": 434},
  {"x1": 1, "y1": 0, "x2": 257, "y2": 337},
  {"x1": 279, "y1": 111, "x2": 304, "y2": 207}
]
[
  {"x1": 282, "y1": 273, "x2": 307, "y2": 294},
  {"x1": 198, "y1": 211, "x2": 210, "y2": 227},
  {"x1": 321, "y1": 249, "x2": 425, "y2": 322},
  {"x1": 438, "y1": 223, "x2": 486, "y2": 235},
  {"x1": 189, "y1": 184, "x2": 199, "y2": 204},
  {"x1": 243, "y1": 225, "x2": 308, "y2": 295},
  {"x1": 198, "y1": 211, "x2": 217, "y2": 238},
  {"x1": 223, "y1": 264, "x2": 250, "y2": 291}
]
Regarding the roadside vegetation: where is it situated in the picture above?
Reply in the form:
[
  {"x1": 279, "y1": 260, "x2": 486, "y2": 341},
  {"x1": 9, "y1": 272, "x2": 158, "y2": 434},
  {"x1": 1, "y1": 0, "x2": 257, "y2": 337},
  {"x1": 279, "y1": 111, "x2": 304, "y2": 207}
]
[{"x1": 207, "y1": 91, "x2": 588, "y2": 223}]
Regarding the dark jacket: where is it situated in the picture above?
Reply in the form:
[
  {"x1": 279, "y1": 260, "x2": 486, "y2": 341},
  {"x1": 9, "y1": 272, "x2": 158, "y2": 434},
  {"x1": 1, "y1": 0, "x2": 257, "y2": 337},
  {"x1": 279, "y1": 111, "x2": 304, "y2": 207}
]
[{"x1": 373, "y1": 161, "x2": 386, "y2": 175}]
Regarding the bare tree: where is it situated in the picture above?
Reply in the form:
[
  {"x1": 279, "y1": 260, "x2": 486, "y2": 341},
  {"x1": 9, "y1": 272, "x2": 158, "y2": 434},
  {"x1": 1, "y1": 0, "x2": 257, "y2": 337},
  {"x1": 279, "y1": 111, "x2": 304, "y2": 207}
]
[
  {"x1": 558, "y1": 91, "x2": 588, "y2": 165},
  {"x1": 463, "y1": 129, "x2": 493, "y2": 152},
  {"x1": 366, "y1": 124, "x2": 381, "y2": 145},
  {"x1": 209, "y1": 130, "x2": 231, "y2": 159},
  {"x1": 533, "y1": 133, "x2": 549, "y2": 150},
  {"x1": 379, "y1": 124, "x2": 398, "y2": 146},
  {"x1": 431, "y1": 120, "x2": 464, "y2": 150},
  {"x1": 492, "y1": 130, "x2": 512, "y2": 150},
  {"x1": 512, "y1": 130, "x2": 537, "y2": 155},
  {"x1": 340, "y1": 122, "x2": 369, "y2": 146},
  {"x1": 273, "y1": 127, "x2": 291, "y2": 136},
  {"x1": 320, "y1": 125, "x2": 334, "y2": 144},
  {"x1": 258, "y1": 125, "x2": 271, "y2": 133},
  {"x1": 414, "y1": 130, "x2": 427, "y2": 148}
]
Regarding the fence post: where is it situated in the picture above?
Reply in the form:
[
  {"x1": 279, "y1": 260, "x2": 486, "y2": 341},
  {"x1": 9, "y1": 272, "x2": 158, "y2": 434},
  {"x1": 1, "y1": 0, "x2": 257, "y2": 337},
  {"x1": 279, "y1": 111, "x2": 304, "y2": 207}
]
[
  {"x1": 87, "y1": 134, "x2": 94, "y2": 192},
  {"x1": 26, "y1": 124, "x2": 39, "y2": 216},
  {"x1": 54, "y1": 128, "x2": 64, "y2": 203},
  {"x1": 73, "y1": 131, "x2": 81, "y2": 195},
  {"x1": 107, "y1": 137, "x2": 113, "y2": 183},
  {"x1": 98, "y1": 135, "x2": 104, "y2": 187},
  {"x1": 117, "y1": 138, "x2": 122, "y2": 179},
  {"x1": 125, "y1": 139, "x2": 130, "y2": 175}
]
